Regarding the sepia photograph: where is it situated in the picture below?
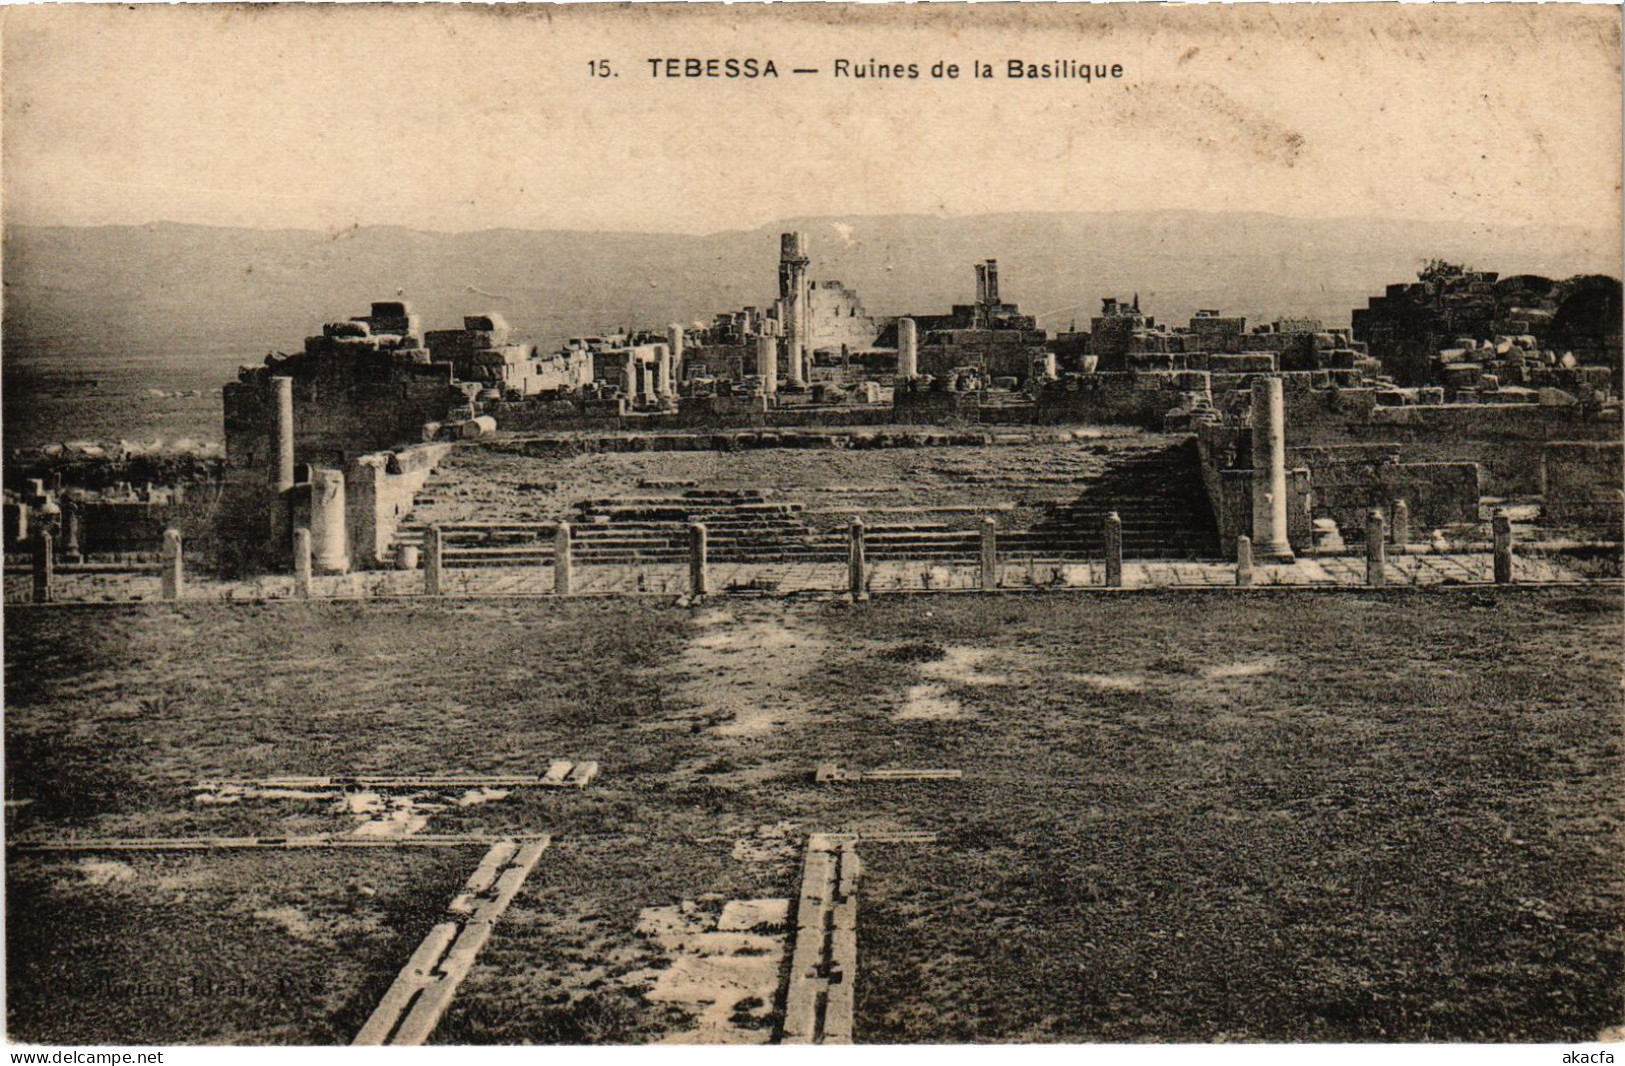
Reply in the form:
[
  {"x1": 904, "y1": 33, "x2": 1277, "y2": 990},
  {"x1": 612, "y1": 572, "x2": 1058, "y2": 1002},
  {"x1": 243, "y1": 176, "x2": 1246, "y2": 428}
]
[{"x1": 2, "y1": 1, "x2": 1621, "y2": 1052}]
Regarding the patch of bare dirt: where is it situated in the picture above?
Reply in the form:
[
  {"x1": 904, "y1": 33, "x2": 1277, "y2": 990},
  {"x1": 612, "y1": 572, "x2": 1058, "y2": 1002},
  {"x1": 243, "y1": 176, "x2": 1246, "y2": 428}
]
[{"x1": 675, "y1": 608, "x2": 832, "y2": 739}]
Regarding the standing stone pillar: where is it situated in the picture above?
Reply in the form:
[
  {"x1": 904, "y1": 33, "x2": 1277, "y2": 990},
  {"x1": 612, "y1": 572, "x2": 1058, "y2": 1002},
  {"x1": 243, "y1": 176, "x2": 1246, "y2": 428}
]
[
  {"x1": 63, "y1": 501, "x2": 83, "y2": 562},
  {"x1": 1235, "y1": 534, "x2": 1253, "y2": 587},
  {"x1": 1103, "y1": 512, "x2": 1124, "y2": 588},
  {"x1": 787, "y1": 334, "x2": 806, "y2": 389},
  {"x1": 1492, "y1": 511, "x2": 1514, "y2": 584},
  {"x1": 424, "y1": 525, "x2": 444, "y2": 596},
  {"x1": 293, "y1": 527, "x2": 313, "y2": 599},
  {"x1": 1391, "y1": 499, "x2": 1411, "y2": 548},
  {"x1": 668, "y1": 324, "x2": 685, "y2": 386},
  {"x1": 308, "y1": 468, "x2": 348, "y2": 574},
  {"x1": 756, "y1": 335, "x2": 778, "y2": 398},
  {"x1": 689, "y1": 522, "x2": 709, "y2": 597},
  {"x1": 979, "y1": 516, "x2": 998, "y2": 590},
  {"x1": 270, "y1": 375, "x2": 296, "y2": 552},
  {"x1": 621, "y1": 356, "x2": 637, "y2": 404},
  {"x1": 1249, "y1": 377, "x2": 1293, "y2": 561},
  {"x1": 848, "y1": 517, "x2": 869, "y2": 602},
  {"x1": 161, "y1": 528, "x2": 183, "y2": 602},
  {"x1": 271, "y1": 376, "x2": 296, "y2": 492},
  {"x1": 1365, "y1": 509, "x2": 1387, "y2": 587},
  {"x1": 655, "y1": 345, "x2": 672, "y2": 400},
  {"x1": 554, "y1": 521, "x2": 573, "y2": 596},
  {"x1": 897, "y1": 318, "x2": 919, "y2": 381},
  {"x1": 31, "y1": 531, "x2": 53, "y2": 604}
]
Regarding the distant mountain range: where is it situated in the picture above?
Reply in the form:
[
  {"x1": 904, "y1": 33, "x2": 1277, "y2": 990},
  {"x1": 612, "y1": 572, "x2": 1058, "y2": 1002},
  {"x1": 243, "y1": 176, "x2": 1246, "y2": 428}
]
[{"x1": 5, "y1": 211, "x2": 1618, "y2": 380}]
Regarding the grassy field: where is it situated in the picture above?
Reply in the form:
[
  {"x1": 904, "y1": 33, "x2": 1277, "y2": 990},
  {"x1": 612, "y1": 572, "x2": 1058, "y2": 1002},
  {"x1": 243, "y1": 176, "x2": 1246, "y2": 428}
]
[{"x1": 5, "y1": 589, "x2": 1621, "y2": 1043}]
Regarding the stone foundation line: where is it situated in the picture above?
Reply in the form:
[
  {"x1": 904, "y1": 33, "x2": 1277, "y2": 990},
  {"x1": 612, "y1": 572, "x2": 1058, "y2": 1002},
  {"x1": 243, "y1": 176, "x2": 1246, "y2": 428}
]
[
  {"x1": 354, "y1": 836, "x2": 550, "y2": 1046},
  {"x1": 10, "y1": 833, "x2": 545, "y2": 852},
  {"x1": 196, "y1": 762, "x2": 599, "y2": 792},
  {"x1": 779, "y1": 830, "x2": 938, "y2": 1044},
  {"x1": 814, "y1": 763, "x2": 963, "y2": 783},
  {"x1": 781, "y1": 834, "x2": 860, "y2": 1045}
]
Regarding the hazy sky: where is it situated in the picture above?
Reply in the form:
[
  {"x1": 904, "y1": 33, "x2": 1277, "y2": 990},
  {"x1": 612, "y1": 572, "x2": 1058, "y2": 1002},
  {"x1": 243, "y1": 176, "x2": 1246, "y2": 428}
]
[{"x1": 3, "y1": 4, "x2": 1620, "y2": 236}]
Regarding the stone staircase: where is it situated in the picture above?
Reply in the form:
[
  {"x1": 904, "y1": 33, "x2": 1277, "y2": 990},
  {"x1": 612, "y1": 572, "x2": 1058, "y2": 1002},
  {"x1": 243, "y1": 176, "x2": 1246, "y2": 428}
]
[
  {"x1": 388, "y1": 437, "x2": 1221, "y2": 566},
  {"x1": 1008, "y1": 437, "x2": 1220, "y2": 558}
]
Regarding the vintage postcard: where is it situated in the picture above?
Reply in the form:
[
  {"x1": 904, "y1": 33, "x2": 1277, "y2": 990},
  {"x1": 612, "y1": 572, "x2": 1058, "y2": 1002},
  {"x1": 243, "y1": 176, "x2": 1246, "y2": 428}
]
[{"x1": 2, "y1": 2, "x2": 1621, "y2": 1054}]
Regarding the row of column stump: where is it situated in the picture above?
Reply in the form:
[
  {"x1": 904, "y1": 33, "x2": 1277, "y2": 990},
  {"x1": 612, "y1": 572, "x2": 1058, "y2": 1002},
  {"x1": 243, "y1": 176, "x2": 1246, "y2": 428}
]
[
  {"x1": 412, "y1": 507, "x2": 1523, "y2": 600},
  {"x1": 18, "y1": 508, "x2": 1525, "y2": 604}
]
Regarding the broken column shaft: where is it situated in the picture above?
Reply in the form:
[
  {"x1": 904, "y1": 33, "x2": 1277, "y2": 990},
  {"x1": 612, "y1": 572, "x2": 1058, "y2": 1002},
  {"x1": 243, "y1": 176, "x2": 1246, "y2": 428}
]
[
  {"x1": 1250, "y1": 377, "x2": 1294, "y2": 561},
  {"x1": 308, "y1": 468, "x2": 348, "y2": 574},
  {"x1": 897, "y1": 318, "x2": 918, "y2": 380},
  {"x1": 63, "y1": 502, "x2": 83, "y2": 562},
  {"x1": 1392, "y1": 499, "x2": 1411, "y2": 548},
  {"x1": 424, "y1": 525, "x2": 444, "y2": 596},
  {"x1": 689, "y1": 522, "x2": 709, "y2": 597},
  {"x1": 293, "y1": 527, "x2": 313, "y2": 599},
  {"x1": 1493, "y1": 511, "x2": 1514, "y2": 584},
  {"x1": 161, "y1": 528, "x2": 183, "y2": 602},
  {"x1": 1366, "y1": 509, "x2": 1387, "y2": 587},
  {"x1": 1103, "y1": 511, "x2": 1123, "y2": 587},
  {"x1": 665, "y1": 328, "x2": 683, "y2": 394},
  {"x1": 554, "y1": 521, "x2": 573, "y2": 595},
  {"x1": 848, "y1": 517, "x2": 869, "y2": 602},
  {"x1": 756, "y1": 335, "x2": 778, "y2": 397},
  {"x1": 979, "y1": 516, "x2": 998, "y2": 589},
  {"x1": 1235, "y1": 534, "x2": 1253, "y2": 587},
  {"x1": 31, "y1": 531, "x2": 53, "y2": 604}
]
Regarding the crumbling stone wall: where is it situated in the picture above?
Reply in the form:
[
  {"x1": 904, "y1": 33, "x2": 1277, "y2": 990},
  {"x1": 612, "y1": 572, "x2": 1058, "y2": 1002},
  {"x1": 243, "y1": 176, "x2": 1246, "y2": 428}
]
[
  {"x1": 1330, "y1": 404, "x2": 1620, "y2": 495},
  {"x1": 1034, "y1": 371, "x2": 1210, "y2": 428},
  {"x1": 225, "y1": 362, "x2": 462, "y2": 470},
  {"x1": 344, "y1": 443, "x2": 452, "y2": 568},
  {"x1": 1541, "y1": 441, "x2": 1625, "y2": 530},
  {"x1": 893, "y1": 388, "x2": 983, "y2": 425},
  {"x1": 1303, "y1": 451, "x2": 1480, "y2": 535}
]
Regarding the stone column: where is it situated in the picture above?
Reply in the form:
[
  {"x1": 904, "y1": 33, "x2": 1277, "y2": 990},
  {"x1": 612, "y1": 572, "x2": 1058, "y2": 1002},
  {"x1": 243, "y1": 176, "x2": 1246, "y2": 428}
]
[
  {"x1": 308, "y1": 468, "x2": 348, "y2": 574},
  {"x1": 1365, "y1": 508, "x2": 1387, "y2": 587},
  {"x1": 621, "y1": 355, "x2": 637, "y2": 404},
  {"x1": 1391, "y1": 499, "x2": 1411, "y2": 548},
  {"x1": 161, "y1": 528, "x2": 183, "y2": 602},
  {"x1": 424, "y1": 525, "x2": 443, "y2": 596},
  {"x1": 756, "y1": 335, "x2": 778, "y2": 397},
  {"x1": 979, "y1": 516, "x2": 998, "y2": 589},
  {"x1": 1103, "y1": 512, "x2": 1124, "y2": 587},
  {"x1": 293, "y1": 527, "x2": 313, "y2": 599},
  {"x1": 897, "y1": 318, "x2": 918, "y2": 380},
  {"x1": 1235, "y1": 534, "x2": 1253, "y2": 587},
  {"x1": 795, "y1": 294, "x2": 812, "y2": 386},
  {"x1": 271, "y1": 376, "x2": 296, "y2": 491},
  {"x1": 1249, "y1": 377, "x2": 1293, "y2": 561},
  {"x1": 31, "y1": 531, "x2": 53, "y2": 604},
  {"x1": 787, "y1": 335, "x2": 806, "y2": 389},
  {"x1": 848, "y1": 517, "x2": 869, "y2": 602},
  {"x1": 63, "y1": 501, "x2": 83, "y2": 562},
  {"x1": 270, "y1": 375, "x2": 296, "y2": 553},
  {"x1": 668, "y1": 324, "x2": 685, "y2": 385},
  {"x1": 554, "y1": 520, "x2": 573, "y2": 595},
  {"x1": 689, "y1": 522, "x2": 709, "y2": 597},
  {"x1": 1492, "y1": 511, "x2": 1514, "y2": 584},
  {"x1": 655, "y1": 344, "x2": 673, "y2": 400}
]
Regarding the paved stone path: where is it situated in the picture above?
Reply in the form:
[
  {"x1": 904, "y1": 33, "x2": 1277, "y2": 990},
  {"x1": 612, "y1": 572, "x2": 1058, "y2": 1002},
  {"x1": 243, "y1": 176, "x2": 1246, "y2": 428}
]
[{"x1": 6, "y1": 551, "x2": 1608, "y2": 605}]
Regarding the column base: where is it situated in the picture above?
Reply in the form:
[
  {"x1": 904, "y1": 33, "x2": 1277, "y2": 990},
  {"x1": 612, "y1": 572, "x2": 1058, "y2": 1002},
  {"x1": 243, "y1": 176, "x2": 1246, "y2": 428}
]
[{"x1": 1252, "y1": 541, "x2": 1295, "y2": 562}]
